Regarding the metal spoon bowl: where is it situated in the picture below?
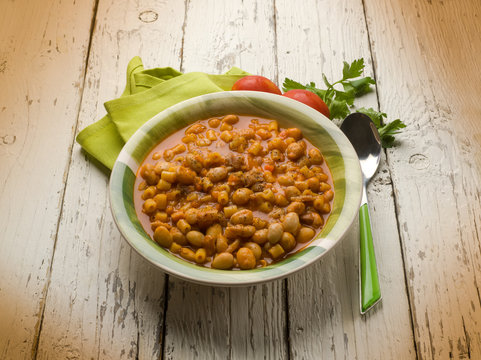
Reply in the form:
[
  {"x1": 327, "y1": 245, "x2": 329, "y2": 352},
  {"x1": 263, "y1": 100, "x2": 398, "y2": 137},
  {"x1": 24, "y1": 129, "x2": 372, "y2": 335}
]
[{"x1": 341, "y1": 112, "x2": 382, "y2": 314}]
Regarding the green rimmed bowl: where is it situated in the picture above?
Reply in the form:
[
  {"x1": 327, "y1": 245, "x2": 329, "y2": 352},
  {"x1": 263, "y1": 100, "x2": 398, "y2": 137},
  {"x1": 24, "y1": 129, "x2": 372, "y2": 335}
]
[{"x1": 110, "y1": 91, "x2": 362, "y2": 286}]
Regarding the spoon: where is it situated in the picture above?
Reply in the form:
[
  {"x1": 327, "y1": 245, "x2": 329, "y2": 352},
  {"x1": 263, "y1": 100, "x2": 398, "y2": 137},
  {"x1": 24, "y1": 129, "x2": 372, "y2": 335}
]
[{"x1": 340, "y1": 112, "x2": 382, "y2": 314}]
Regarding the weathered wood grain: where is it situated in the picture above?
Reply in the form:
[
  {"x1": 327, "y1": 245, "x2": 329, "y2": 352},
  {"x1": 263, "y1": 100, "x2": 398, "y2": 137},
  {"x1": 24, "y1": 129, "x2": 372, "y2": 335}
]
[
  {"x1": 162, "y1": 1, "x2": 288, "y2": 359},
  {"x1": 275, "y1": 0, "x2": 416, "y2": 358},
  {"x1": 364, "y1": 0, "x2": 481, "y2": 358},
  {"x1": 0, "y1": 0, "x2": 96, "y2": 358},
  {"x1": 35, "y1": 0, "x2": 186, "y2": 359}
]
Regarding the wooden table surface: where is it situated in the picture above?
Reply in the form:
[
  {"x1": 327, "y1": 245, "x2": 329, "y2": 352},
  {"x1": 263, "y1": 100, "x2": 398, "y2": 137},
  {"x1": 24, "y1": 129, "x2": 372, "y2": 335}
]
[{"x1": 1, "y1": 0, "x2": 481, "y2": 359}]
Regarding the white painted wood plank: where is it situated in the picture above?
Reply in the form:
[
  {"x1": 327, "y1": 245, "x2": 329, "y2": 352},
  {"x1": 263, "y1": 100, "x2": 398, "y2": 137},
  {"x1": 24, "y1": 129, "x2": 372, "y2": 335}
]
[
  {"x1": 163, "y1": 1, "x2": 288, "y2": 359},
  {"x1": 364, "y1": 0, "x2": 481, "y2": 358},
  {"x1": 275, "y1": 0, "x2": 416, "y2": 358},
  {"x1": 35, "y1": 0, "x2": 186, "y2": 359},
  {"x1": 0, "y1": 0, "x2": 96, "y2": 358}
]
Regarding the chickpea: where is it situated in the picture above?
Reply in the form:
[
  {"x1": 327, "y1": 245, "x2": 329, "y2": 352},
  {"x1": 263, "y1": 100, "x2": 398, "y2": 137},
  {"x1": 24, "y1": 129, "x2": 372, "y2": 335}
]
[
  {"x1": 319, "y1": 202, "x2": 331, "y2": 214},
  {"x1": 185, "y1": 123, "x2": 206, "y2": 134},
  {"x1": 194, "y1": 248, "x2": 207, "y2": 264},
  {"x1": 185, "y1": 208, "x2": 198, "y2": 224},
  {"x1": 153, "y1": 226, "x2": 173, "y2": 248},
  {"x1": 256, "y1": 128, "x2": 272, "y2": 140},
  {"x1": 280, "y1": 232, "x2": 296, "y2": 252},
  {"x1": 176, "y1": 219, "x2": 191, "y2": 234},
  {"x1": 271, "y1": 149, "x2": 285, "y2": 162},
  {"x1": 300, "y1": 212, "x2": 324, "y2": 228},
  {"x1": 247, "y1": 141, "x2": 263, "y2": 156},
  {"x1": 285, "y1": 128, "x2": 302, "y2": 140},
  {"x1": 163, "y1": 150, "x2": 174, "y2": 162},
  {"x1": 313, "y1": 196, "x2": 325, "y2": 211},
  {"x1": 182, "y1": 134, "x2": 197, "y2": 143},
  {"x1": 229, "y1": 136, "x2": 247, "y2": 152},
  {"x1": 222, "y1": 114, "x2": 239, "y2": 124},
  {"x1": 286, "y1": 142, "x2": 305, "y2": 160},
  {"x1": 252, "y1": 229, "x2": 269, "y2": 245},
  {"x1": 208, "y1": 117, "x2": 221, "y2": 128},
  {"x1": 216, "y1": 235, "x2": 229, "y2": 253},
  {"x1": 232, "y1": 188, "x2": 253, "y2": 205},
  {"x1": 262, "y1": 189, "x2": 276, "y2": 203},
  {"x1": 263, "y1": 170, "x2": 276, "y2": 183},
  {"x1": 186, "y1": 230, "x2": 204, "y2": 247},
  {"x1": 267, "y1": 137, "x2": 287, "y2": 151},
  {"x1": 252, "y1": 217, "x2": 268, "y2": 230},
  {"x1": 201, "y1": 177, "x2": 214, "y2": 193},
  {"x1": 170, "y1": 227, "x2": 187, "y2": 245},
  {"x1": 286, "y1": 201, "x2": 306, "y2": 215},
  {"x1": 206, "y1": 129, "x2": 218, "y2": 141},
  {"x1": 207, "y1": 166, "x2": 228, "y2": 183},
  {"x1": 217, "y1": 190, "x2": 229, "y2": 205},
  {"x1": 244, "y1": 242, "x2": 262, "y2": 260},
  {"x1": 138, "y1": 181, "x2": 148, "y2": 191},
  {"x1": 212, "y1": 252, "x2": 234, "y2": 269},
  {"x1": 278, "y1": 174, "x2": 295, "y2": 186},
  {"x1": 297, "y1": 227, "x2": 316, "y2": 243},
  {"x1": 307, "y1": 177, "x2": 320, "y2": 192},
  {"x1": 294, "y1": 181, "x2": 307, "y2": 193},
  {"x1": 285, "y1": 186, "x2": 301, "y2": 200},
  {"x1": 268, "y1": 120, "x2": 279, "y2": 132},
  {"x1": 142, "y1": 186, "x2": 158, "y2": 200},
  {"x1": 236, "y1": 248, "x2": 256, "y2": 270},
  {"x1": 275, "y1": 193, "x2": 289, "y2": 207},
  {"x1": 282, "y1": 212, "x2": 300, "y2": 234},
  {"x1": 220, "y1": 130, "x2": 233, "y2": 142},
  {"x1": 220, "y1": 122, "x2": 233, "y2": 131},
  {"x1": 324, "y1": 189, "x2": 334, "y2": 202},
  {"x1": 230, "y1": 209, "x2": 254, "y2": 225},
  {"x1": 196, "y1": 138, "x2": 211, "y2": 147},
  {"x1": 308, "y1": 148, "x2": 323, "y2": 164},
  {"x1": 143, "y1": 199, "x2": 157, "y2": 214},
  {"x1": 320, "y1": 182, "x2": 331, "y2": 192},
  {"x1": 184, "y1": 154, "x2": 204, "y2": 173}
]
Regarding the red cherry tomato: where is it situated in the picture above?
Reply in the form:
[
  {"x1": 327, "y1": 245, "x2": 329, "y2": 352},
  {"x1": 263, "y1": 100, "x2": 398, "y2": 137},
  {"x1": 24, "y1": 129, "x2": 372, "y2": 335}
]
[
  {"x1": 282, "y1": 89, "x2": 330, "y2": 118},
  {"x1": 232, "y1": 75, "x2": 282, "y2": 95}
]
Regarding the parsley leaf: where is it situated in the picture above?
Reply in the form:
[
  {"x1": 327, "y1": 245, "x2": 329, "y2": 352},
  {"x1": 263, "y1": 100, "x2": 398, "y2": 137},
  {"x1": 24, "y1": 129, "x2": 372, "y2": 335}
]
[
  {"x1": 378, "y1": 119, "x2": 406, "y2": 148},
  {"x1": 342, "y1": 58, "x2": 365, "y2": 79},
  {"x1": 282, "y1": 58, "x2": 406, "y2": 147},
  {"x1": 357, "y1": 107, "x2": 387, "y2": 128}
]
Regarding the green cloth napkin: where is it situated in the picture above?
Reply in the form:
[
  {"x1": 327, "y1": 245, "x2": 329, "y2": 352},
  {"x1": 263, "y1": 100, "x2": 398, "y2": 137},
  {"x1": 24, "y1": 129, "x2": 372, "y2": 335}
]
[{"x1": 76, "y1": 56, "x2": 249, "y2": 171}]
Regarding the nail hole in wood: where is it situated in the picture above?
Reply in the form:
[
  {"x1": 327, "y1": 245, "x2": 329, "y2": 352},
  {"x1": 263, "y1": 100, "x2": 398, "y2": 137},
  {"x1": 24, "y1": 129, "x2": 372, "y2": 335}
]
[{"x1": 139, "y1": 10, "x2": 158, "y2": 23}]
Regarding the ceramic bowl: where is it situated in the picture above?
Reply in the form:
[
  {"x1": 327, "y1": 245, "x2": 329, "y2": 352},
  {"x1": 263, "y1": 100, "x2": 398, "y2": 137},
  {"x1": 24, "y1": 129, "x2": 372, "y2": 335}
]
[{"x1": 110, "y1": 91, "x2": 362, "y2": 286}]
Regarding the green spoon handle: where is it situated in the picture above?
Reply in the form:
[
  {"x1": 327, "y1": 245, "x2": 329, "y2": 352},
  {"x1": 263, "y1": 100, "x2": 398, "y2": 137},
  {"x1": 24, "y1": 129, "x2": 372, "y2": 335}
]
[{"x1": 359, "y1": 202, "x2": 381, "y2": 314}]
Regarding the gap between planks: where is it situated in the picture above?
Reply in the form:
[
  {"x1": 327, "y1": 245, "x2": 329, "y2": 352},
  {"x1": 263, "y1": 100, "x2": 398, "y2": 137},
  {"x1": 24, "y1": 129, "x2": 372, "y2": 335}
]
[
  {"x1": 359, "y1": 0, "x2": 419, "y2": 357},
  {"x1": 31, "y1": 0, "x2": 101, "y2": 358}
]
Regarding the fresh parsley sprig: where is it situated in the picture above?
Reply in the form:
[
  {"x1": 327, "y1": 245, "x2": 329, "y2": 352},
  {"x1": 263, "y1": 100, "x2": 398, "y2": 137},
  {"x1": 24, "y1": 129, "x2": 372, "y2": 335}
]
[{"x1": 282, "y1": 58, "x2": 405, "y2": 148}]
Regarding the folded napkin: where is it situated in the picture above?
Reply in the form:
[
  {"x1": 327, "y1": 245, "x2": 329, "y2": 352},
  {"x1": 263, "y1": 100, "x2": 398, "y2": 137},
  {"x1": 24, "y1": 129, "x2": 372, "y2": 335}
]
[{"x1": 76, "y1": 56, "x2": 249, "y2": 171}]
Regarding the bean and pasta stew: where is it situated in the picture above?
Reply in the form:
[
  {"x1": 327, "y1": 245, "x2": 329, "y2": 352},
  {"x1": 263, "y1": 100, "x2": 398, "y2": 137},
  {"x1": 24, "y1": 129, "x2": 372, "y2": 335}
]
[{"x1": 134, "y1": 115, "x2": 334, "y2": 270}]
